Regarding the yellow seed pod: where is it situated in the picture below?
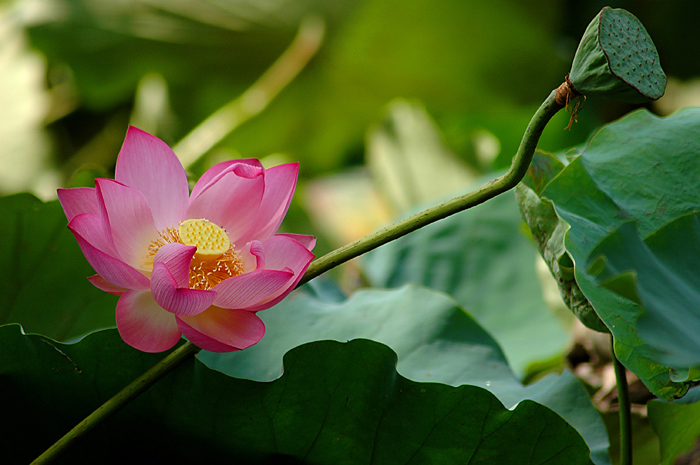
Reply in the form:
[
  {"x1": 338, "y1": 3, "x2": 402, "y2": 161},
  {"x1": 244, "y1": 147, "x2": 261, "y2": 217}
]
[{"x1": 178, "y1": 219, "x2": 231, "y2": 260}]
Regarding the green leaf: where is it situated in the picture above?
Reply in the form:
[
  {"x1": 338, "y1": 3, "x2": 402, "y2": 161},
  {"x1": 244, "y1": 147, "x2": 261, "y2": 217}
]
[
  {"x1": 587, "y1": 214, "x2": 700, "y2": 367},
  {"x1": 540, "y1": 107, "x2": 700, "y2": 399},
  {"x1": 648, "y1": 387, "x2": 700, "y2": 465},
  {"x1": 200, "y1": 285, "x2": 609, "y2": 464},
  {"x1": 1, "y1": 325, "x2": 594, "y2": 465},
  {"x1": 0, "y1": 194, "x2": 117, "y2": 340},
  {"x1": 363, "y1": 186, "x2": 571, "y2": 378},
  {"x1": 516, "y1": 153, "x2": 608, "y2": 333}
]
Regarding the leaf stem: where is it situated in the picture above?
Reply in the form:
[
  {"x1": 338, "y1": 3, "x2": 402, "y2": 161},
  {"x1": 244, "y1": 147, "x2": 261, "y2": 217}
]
[
  {"x1": 30, "y1": 341, "x2": 200, "y2": 465},
  {"x1": 299, "y1": 89, "x2": 564, "y2": 285},
  {"x1": 612, "y1": 335, "x2": 633, "y2": 465}
]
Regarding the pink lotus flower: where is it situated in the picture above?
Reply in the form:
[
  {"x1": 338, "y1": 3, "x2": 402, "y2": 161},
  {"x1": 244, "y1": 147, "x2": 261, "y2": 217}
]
[{"x1": 58, "y1": 126, "x2": 315, "y2": 353}]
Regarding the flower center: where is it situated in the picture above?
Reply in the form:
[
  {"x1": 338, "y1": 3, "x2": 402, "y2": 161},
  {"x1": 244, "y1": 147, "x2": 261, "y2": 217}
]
[
  {"x1": 178, "y1": 219, "x2": 231, "y2": 260},
  {"x1": 147, "y1": 219, "x2": 245, "y2": 290}
]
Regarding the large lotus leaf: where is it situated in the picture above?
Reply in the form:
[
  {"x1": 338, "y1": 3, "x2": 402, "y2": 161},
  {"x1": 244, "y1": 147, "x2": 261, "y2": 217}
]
[
  {"x1": 587, "y1": 214, "x2": 700, "y2": 367},
  {"x1": 648, "y1": 386, "x2": 700, "y2": 465},
  {"x1": 362, "y1": 186, "x2": 570, "y2": 377},
  {"x1": 200, "y1": 285, "x2": 610, "y2": 464},
  {"x1": 0, "y1": 325, "x2": 594, "y2": 465},
  {"x1": 541, "y1": 107, "x2": 700, "y2": 400},
  {"x1": 0, "y1": 194, "x2": 117, "y2": 340}
]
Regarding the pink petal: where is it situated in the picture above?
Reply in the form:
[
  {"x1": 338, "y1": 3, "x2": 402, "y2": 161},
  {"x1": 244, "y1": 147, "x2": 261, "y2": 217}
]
[
  {"x1": 116, "y1": 289, "x2": 183, "y2": 353},
  {"x1": 240, "y1": 163, "x2": 299, "y2": 244},
  {"x1": 96, "y1": 178, "x2": 158, "y2": 269},
  {"x1": 212, "y1": 269, "x2": 294, "y2": 309},
  {"x1": 58, "y1": 187, "x2": 99, "y2": 221},
  {"x1": 177, "y1": 307, "x2": 265, "y2": 352},
  {"x1": 275, "y1": 233, "x2": 317, "y2": 251},
  {"x1": 88, "y1": 275, "x2": 128, "y2": 295},
  {"x1": 244, "y1": 234, "x2": 315, "y2": 312},
  {"x1": 190, "y1": 159, "x2": 263, "y2": 200},
  {"x1": 68, "y1": 213, "x2": 118, "y2": 257},
  {"x1": 186, "y1": 170, "x2": 265, "y2": 244},
  {"x1": 150, "y1": 245, "x2": 217, "y2": 316},
  {"x1": 69, "y1": 223, "x2": 150, "y2": 290},
  {"x1": 114, "y1": 126, "x2": 189, "y2": 231},
  {"x1": 237, "y1": 241, "x2": 261, "y2": 272},
  {"x1": 259, "y1": 234, "x2": 315, "y2": 273},
  {"x1": 153, "y1": 242, "x2": 196, "y2": 288}
]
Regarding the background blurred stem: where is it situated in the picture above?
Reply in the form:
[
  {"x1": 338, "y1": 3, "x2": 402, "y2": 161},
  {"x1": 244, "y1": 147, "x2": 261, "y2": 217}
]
[
  {"x1": 174, "y1": 16, "x2": 325, "y2": 169},
  {"x1": 299, "y1": 88, "x2": 564, "y2": 285},
  {"x1": 31, "y1": 341, "x2": 200, "y2": 465},
  {"x1": 612, "y1": 335, "x2": 633, "y2": 465}
]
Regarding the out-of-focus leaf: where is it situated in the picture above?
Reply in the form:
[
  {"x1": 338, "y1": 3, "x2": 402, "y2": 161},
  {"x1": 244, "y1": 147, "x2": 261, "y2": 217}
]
[
  {"x1": 362, "y1": 185, "x2": 571, "y2": 378},
  {"x1": 22, "y1": 0, "x2": 307, "y2": 110},
  {"x1": 1, "y1": 325, "x2": 595, "y2": 465},
  {"x1": 302, "y1": 168, "x2": 392, "y2": 246},
  {"x1": 587, "y1": 214, "x2": 700, "y2": 367},
  {"x1": 541, "y1": 107, "x2": 700, "y2": 400},
  {"x1": 367, "y1": 99, "x2": 476, "y2": 213},
  {"x1": 0, "y1": 11, "x2": 53, "y2": 197},
  {"x1": 200, "y1": 285, "x2": 608, "y2": 464},
  {"x1": 224, "y1": 0, "x2": 568, "y2": 173},
  {"x1": 648, "y1": 386, "x2": 700, "y2": 465},
  {"x1": 0, "y1": 194, "x2": 117, "y2": 340},
  {"x1": 601, "y1": 410, "x2": 660, "y2": 465}
]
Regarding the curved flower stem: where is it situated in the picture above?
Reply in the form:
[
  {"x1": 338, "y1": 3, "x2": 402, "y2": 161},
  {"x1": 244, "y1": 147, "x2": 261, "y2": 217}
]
[
  {"x1": 174, "y1": 16, "x2": 325, "y2": 169},
  {"x1": 32, "y1": 85, "x2": 563, "y2": 465},
  {"x1": 299, "y1": 88, "x2": 564, "y2": 285},
  {"x1": 612, "y1": 335, "x2": 633, "y2": 465},
  {"x1": 30, "y1": 341, "x2": 200, "y2": 465}
]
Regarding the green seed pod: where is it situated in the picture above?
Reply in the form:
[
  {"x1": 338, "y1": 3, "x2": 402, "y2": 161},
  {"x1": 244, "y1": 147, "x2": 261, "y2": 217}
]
[{"x1": 568, "y1": 7, "x2": 666, "y2": 103}]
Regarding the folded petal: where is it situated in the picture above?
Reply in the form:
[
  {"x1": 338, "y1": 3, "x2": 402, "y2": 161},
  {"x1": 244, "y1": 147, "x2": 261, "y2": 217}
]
[
  {"x1": 259, "y1": 234, "x2": 315, "y2": 273},
  {"x1": 232, "y1": 241, "x2": 261, "y2": 274},
  {"x1": 114, "y1": 126, "x2": 189, "y2": 231},
  {"x1": 116, "y1": 289, "x2": 182, "y2": 353},
  {"x1": 68, "y1": 213, "x2": 118, "y2": 257},
  {"x1": 96, "y1": 178, "x2": 158, "y2": 269},
  {"x1": 240, "y1": 163, "x2": 299, "y2": 244},
  {"x1": 244, "y1": 234, "x2": 315, "y2": 312},
  {"x1": 151, "y1": 250, "x2": 217, "y2": 316},
  {"x1": 177, "y1": 307, "x2": 265, "y2": 352},
  {"x1": 58, "y1": 187, "x2": 99, "y2": 221},
  {"x1": 212, "y1": 269, "x2": 293, "y2": 309},
  {"x1": 153, "y1": 242, "x2": 196, "y2": 288},
  {"x1": 190, "y1": 159, "x2": 263, "y2": 200},
  {"x1": 88, "y1": 275, "x2": 128, "y2": 295},
  {"x1": 69, "y1": 223, "x2": 150, "y2": 290},
  {"x1": 186, "y1": 170, "x2": 265, "y2": 244},
  {"x1": 274, "y1": 233, "x2": 317, "y2": 251}
]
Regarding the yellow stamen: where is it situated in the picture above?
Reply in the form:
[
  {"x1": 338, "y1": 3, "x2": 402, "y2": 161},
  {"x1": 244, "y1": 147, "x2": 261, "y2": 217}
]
[{"x1": 146, "y1": 219, "x2": 245, "y2": 291}]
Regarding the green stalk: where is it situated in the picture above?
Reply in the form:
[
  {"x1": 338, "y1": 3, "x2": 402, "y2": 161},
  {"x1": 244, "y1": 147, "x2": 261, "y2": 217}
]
[
  {"x1": 612, "y1": 335, "x2": 633, "y2": 465},
  {"x1": 32, "y1": 86, "x2": 563, "y2": 465},
  {"x1": 299, "y1": 88, "x2": 563, "y2": 285},
  {"x1": 30, "y1": 341, "x2": 200, "y2": 465}
]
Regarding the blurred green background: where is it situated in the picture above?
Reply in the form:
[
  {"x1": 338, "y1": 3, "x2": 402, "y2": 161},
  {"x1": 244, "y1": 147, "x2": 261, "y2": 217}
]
[{"x1": 1, "y1": 0, "x2": 698, "y2": 256}]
